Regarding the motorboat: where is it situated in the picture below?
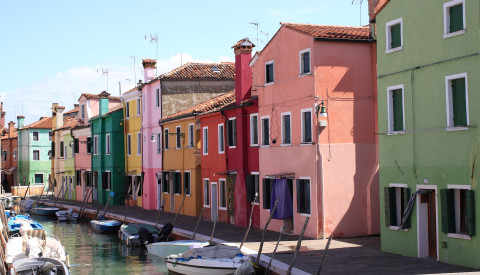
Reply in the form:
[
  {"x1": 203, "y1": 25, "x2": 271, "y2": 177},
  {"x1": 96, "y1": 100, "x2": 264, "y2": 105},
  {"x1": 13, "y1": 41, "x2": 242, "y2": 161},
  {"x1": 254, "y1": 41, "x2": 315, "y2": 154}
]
[
  {"x1": 56, "y1": 208, "x2": 78, "y2": 222},
  {"x1": 31, "y1": 205, "x2": 60, "y2": 216},
  {"x1": 5, "y1": 209, "x2": 16, "y2": 218},
  {"x1": 166, "y1": 244, "x2": 253, "y2": 275},
  {"x1": 147, "y1": 239, "x2": 210, "y2": 258},
  {"x1": 90, "y1": 218, "x2": 122, "y2": 233},
  {"x1": 7, "y1": 215, "x2": 43, "y2": 236},
  {"x1": 118, "y1": 223, "x2": 160, "y2": 246},
  {"x1": 8, "y1": 257, "x2": 69, "y2": 275}
]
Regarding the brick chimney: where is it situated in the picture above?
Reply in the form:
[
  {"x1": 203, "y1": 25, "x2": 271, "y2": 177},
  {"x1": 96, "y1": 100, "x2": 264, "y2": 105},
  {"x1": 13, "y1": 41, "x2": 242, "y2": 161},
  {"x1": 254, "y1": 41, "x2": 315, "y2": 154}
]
[
  {"x1": 232, "y1": 38, "x2": 255, "y2": 105},
  {"x1": 55, "y1": 106, "x2": 65, "y2": 130},
  {"x1": 8, "y1": 121, "x2": 15, "y2": 137},
  {"x1": 142, "y1": 59, "x2": 157, "y2": 83},
  {"x1": 99, "y1": 91, "x2": 110, "y2": 116},
  {"x1": 17, "y1": 116, "x2": 25, "y2": 128},
  {"x1": 0, "y1": 102, "x2": 5, "y2": 128}
]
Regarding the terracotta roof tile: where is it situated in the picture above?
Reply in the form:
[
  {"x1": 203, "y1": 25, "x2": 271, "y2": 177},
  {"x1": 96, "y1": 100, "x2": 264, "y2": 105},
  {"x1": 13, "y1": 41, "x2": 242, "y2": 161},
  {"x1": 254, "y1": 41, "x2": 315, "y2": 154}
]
[
  {"x1": 372, "y1": 0, "x2": 391, "y2": 18},
  {"x1": 281, "y1": 23, "x2": 371, "y2": 41},
  {"x1": 80, "y1": 93, "x2": 121, "y2": 101},
  {"x1": 1, "y1": 131, "x2": 17, "y2": 139},
  {"x1": 65, "y1": 107, "x2": 79, "y2": 115},
  {"x1": 22, "y1": 116, "x2": 53, "y2": 129},
  {"x1": 55, "y1": 117, "x2": 79, "y2": 131},
  {"x1": 157, "y1": 62, "x2": 235, "y2": 80},
  {"x1": 160, "y1": 91, "x2": 235, "y2": 123}
]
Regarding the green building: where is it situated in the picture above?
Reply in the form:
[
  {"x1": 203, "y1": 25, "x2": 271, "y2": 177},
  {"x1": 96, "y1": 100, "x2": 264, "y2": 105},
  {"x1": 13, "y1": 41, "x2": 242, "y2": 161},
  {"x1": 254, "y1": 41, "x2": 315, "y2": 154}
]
[
  {"x1": 374, "y1": 0, "x2": 480, "y2": 268},
  {"x1": 90, "y1": 91, "x2": 125, "y2": 205}
]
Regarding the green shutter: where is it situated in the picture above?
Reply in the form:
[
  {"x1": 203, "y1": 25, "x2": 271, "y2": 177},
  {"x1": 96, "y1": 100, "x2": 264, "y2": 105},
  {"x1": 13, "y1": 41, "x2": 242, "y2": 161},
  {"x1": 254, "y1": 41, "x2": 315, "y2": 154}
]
[
  {"x1": 452, "y1": 78, "x2": 467, "y2": 126},
  {"x1": 441, "y1": 189, "x2": 456, "y2": 233},
  {"x1": 403, "y1": 188, "x2": 411, "y2": 229},
  {"x1": 449, "y1": 4, "x2": 463, "y2": 33},
  {"x1": 390, "y1": 24, "x2": 401, "y2": 48},
  {"x1": 466, "y1": 190, "x2": 475, "y2": 236},
  {"x1": 392, "y1": 89, "x2": 404, "y2": 131},
  {"x1": 384, "y1": 187, "x2": 397, "y2": 227}
]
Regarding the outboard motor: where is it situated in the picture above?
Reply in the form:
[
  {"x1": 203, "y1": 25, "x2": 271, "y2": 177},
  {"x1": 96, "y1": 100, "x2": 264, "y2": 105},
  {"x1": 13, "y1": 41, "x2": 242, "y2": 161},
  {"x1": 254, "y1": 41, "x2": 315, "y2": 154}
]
[
  {"x1": 138, "y1": 227, "x2": 154, "y2": 245},
  {"x1": 157, "y1": 222, "x2": 174, "y2": 242}
]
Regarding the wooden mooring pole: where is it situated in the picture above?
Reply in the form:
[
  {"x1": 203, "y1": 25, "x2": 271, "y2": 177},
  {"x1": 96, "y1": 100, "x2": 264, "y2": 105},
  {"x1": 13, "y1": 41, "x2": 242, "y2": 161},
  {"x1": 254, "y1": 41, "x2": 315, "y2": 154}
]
[
  {"x1": 191, "y1": 207, "x2": 204, "y2": 240},
  {"x1": 287, "y1": 216, "x2": 310, "y2": 274},
  {"x1": 255, "y1": 199, "x2": 278, "y2": 271}
]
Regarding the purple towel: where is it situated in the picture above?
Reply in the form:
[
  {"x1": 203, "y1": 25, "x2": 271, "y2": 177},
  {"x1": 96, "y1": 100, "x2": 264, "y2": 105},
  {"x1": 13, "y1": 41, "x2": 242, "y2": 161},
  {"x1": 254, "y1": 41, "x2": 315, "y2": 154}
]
[{"x1": 270, "y1": 178, "x2": 293, "y2": 219}]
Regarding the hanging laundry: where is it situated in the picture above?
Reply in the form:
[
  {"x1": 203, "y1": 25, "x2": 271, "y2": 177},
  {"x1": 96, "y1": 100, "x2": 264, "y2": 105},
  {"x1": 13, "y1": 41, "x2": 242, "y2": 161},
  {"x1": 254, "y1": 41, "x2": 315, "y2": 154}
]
[{"x1": 270, "y1": 178, "x2": 293, "y2": 219}]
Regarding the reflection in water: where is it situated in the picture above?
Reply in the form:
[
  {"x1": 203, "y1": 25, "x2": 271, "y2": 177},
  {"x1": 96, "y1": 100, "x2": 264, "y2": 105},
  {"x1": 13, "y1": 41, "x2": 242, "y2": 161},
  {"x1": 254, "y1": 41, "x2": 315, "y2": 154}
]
[{"x1": 16, "y1": 211, "x2": 168, "y2": 274}]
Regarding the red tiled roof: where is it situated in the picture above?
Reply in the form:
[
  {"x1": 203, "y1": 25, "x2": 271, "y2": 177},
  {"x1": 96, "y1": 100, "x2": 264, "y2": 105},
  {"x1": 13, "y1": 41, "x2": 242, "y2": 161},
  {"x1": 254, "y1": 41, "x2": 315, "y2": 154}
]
[
  {"x1": 22, "y1": 116, "x2": 53, "y2": 129},
  {"x1": 65, "y1": 107, "x2": 79, "y2": 115},
  {"x1": 56, "y1": 116, "x2": 79, "y2": 131},
  {"x1": 157, "y1": 62, "x2": 235, "y2": 80},
  {"x1": 160, "y1": 91, "x2": 235, "y2": 123},
  {"x1": 372, "y1": 0, "x2": 391, "y2": 18},
  {"x1": 1, "y1": 131, "x2": 17, "y2": 140},
  {"x1": 80, "y1": 93, "x2": 121, "y2": 101},
  {"x1": 281, "y1": 23, "x2": 371, "y2": 41}
]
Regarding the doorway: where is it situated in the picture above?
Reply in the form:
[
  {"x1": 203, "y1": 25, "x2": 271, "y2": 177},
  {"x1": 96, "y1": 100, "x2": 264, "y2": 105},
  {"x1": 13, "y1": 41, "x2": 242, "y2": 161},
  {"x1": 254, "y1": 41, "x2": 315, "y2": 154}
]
[
  {"x1": 169, "y1": 172, "x2": 175, "y2": 212},
  {"x1": 417, "y1": 185, "x2": 438, "y2": 259},
  {"x1": 211, "y1": 182, "x2": 218, "y2": 222},
  {"x1": 157, "y1": 173, "x2": 162, "y2": 210}
]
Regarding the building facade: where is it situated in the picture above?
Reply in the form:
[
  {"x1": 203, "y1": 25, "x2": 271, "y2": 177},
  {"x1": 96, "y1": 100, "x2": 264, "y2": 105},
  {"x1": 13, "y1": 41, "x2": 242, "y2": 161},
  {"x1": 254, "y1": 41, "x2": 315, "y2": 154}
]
[{"x1": 1, "y1": 121, "x2": 18, "y2": 192}]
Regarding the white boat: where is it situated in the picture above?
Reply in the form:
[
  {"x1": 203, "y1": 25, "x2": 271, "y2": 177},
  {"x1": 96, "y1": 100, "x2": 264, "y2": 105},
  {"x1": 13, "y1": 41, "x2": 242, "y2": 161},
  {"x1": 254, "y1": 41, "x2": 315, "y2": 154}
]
[
  {"x1": 9, "y1": 257, "x2": 69, "y2": 275},
  {"x1": 5, "y1": 228, "x2": 67, "y2": 265},
  {"x1": 166, "y1": 245, "x2": 253, "y2": 275},
  {"x1": 56, "y1": 208, "x2": 79, "y2": 222},
  {"x1": 147, "y1": 239, "x2": 210, "y2": 258}
]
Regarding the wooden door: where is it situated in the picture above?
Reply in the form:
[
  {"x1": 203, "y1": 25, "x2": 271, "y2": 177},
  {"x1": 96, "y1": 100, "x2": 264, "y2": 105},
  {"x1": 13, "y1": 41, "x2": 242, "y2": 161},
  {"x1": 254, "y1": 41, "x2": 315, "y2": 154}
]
[{"x1": 427, "y1": 191, "x2": 437, "y2": 258}]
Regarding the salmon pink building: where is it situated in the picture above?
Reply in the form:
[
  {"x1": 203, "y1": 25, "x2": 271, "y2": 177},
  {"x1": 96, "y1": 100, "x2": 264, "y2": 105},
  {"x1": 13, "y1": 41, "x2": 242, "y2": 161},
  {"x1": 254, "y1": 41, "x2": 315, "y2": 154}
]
[
  {"x1": 252, "y1": 23, "x2": 379, "y2": 238},
  {"x1": 1, "y1": 121, "x2": 18, "y2": 192}
]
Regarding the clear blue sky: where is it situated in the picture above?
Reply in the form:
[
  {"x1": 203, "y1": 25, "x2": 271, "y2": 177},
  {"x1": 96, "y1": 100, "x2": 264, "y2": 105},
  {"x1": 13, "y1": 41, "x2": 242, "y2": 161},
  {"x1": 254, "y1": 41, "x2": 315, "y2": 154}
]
[{"x1": 0, "y1": 0, "x2": 368, "y2": 125}]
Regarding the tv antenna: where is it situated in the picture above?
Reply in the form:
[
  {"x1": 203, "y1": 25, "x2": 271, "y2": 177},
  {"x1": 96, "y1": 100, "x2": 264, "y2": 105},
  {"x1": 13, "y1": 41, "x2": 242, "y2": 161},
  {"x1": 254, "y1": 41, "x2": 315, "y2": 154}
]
[
  {"x1": 249, "y1": 22, "x2": 259, "y2": 48},
  {"x1": 146, "y1": 33, "x2": 159, "y2": 76},
  {"x1": 97, "y1": 68, "x2": 109, "y2": 92},
  {"x1": 130, "y1": 56, "x2": 137, "y2": 85},
  {"x1": 261, "y1": 31, "x2": 269, "y2": 45},
  {"x1": 351, "y1": 0, "x2": 364, "y2": 26}
]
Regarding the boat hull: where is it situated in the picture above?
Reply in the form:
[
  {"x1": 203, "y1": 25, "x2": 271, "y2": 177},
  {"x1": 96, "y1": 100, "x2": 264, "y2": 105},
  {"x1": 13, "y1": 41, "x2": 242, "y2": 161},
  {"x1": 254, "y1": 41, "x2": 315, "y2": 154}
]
[
  {"x1": 56, "y1": 210, "x2": 78, "y2": 222},
  {"x1": 118, "y1": 223, "x2": 160, "y2": 246},
  {"x1": 7, "y1": 216, "x2": 44, "y2": 236},
  {"x1": 31, "y1": 207, "x2": 60, "y2": 216},
  {"x1": 90, "y1": 220, "x2": 122, "y2": 233},
  {"x1": 147, "y1": 240, "x2": 210, "y2": 258},
  {"x1": 166, "y1": 257, "x2": 247, "y2": 275},
  {"x1": 9, "y1": 257, "x2": 69, "y2": 275}
]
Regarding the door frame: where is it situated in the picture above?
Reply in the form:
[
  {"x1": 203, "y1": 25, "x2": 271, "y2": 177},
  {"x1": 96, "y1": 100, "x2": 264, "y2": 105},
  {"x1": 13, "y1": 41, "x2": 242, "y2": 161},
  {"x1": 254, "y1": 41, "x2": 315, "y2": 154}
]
[
  {"x1": 416, "y1": 184, "x2": 438, "y2": 260},
  {"x1": 211, "y1": 182, "x2": 218, "y2": 222},
  {"x1": 156, "y1": 172, "x2": 162, "y2": 210}
]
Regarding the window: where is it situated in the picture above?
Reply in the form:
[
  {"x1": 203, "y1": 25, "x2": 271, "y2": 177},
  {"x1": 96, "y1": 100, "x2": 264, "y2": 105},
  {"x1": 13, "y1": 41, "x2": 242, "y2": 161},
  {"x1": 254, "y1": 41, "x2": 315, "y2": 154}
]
[
  {"x1": 262, "y1": 178, "x2": 274, "y2": 209},
  {"x1": 156, "y1": 133, "x2": 162, "y2": 153},
  {"x1": 173, "y1": 172, "x2": 182, "y2": 194},
  {"x1": 34, "y1": 174, "x2": 43, "y2": 183},
  {"x1": 162, "y1": 173, "x2": 170, "y2": 193},
  {"x1": 301, "y1": 109, "x2": 312, "y2": 143},
  {"x1": 250, "y1": 114, "x2": 258, "y2": 146},
  {"x1": 127, "y1": 134, "x2": 132, "y2": 155},
  {"x1": 384, "y1": 184, "x2": 411, "y2": 229},
  {"x1": 13, "y1": 149, "x2": 17, "y2": 161},
  {"x1": 446, "y1": 73, "x2": 468, "y2": 128},
  {"x1": 49, "y1": 132, "x2": 52, "y2": 141},
  {"x1": 76, "y1": 170, "x2": 81, "y2": 186},
  {"x1": 137, "y1": 132, "x2": 141, "y2": 155},
  {"x1": 265, "y1": 60, "x2": 274, "y2": 84},
  {"x1": 444, "y1": 0, "x2": 465, "y2": 38},
  {"x1": 227, "y1": 118, "x2": 236, "y2": 148},
  {"x1": 441, "y1": 186, "x2": 474, "y2": 237},
  {"x1": 218, "y1": 124, "x2": 224, "y2": 153},
  {"x1": 261, "y1": 116, "x2": 270, "y2": 146},
  {"x1": 203, "y1": 179, "x2": 210, "y2": 206},
  {"x1": 33, "y1": 150, "x2": 40, "y2": 161},
  {"x1": 93, "y1": 135, "x2": 99, "y2": 155},
  {"x1": 59, "y1": 141, "x2": 64, "y2": 158},
  {"x1": 176, "y1": 126, "x2": 181, "y2": 149},
  {"x1": 74, "y1": 138, "x2": 79, "y2": 154},
  {"x1": 188, "y1": 124, "x2": 194, "y2": 148},
  {"x1": 81, "y1": 104, "x2": 85, "y2": 119},
  {"x1": 219, "y1": 179, "x2": 227, "y2": 209},
  {"x1": 246, "y1": 173, "x2": 260, "y2": 204},
  {"x1": 33, "y1": 131, "x2": 39, "y2": 141},
  {"x1": 102, "y1": 171, "x2": 111, "y2": 190},
  {"x1": 64, "y1": 145, "x2": 68, "y2": 159},
  {"x1": 155, "y1": 88, "x2": 160, "y2": 107},
  {"x1": 85, "y1": 137, "x2": 92, "y2": 154},
  {"x1": 126, "y1": 102, "x2": 130, "y2": 118},
  {"x1": 385, "y1": 18, "x2": 403, "y2": 53},
  {"x1": 136, "y1": 99, "x2": 141, "y2": 115},
  {"x1": 297, "y1": 178, "x2": 311, "y2": 214},
  {"x1": 106, "y1": 134, "x2": 111, "y2": 154},
  {"x1": 299, "y1": 49, "x2": 311, "y2": 75},
  {"x1": 164, "y1": 129, "x2": 169, "y2": 150},
  {"x1": 184, "y1": 172, "x2": 191, "y2": 195},
  {"x1": 202, "y1": 127, "x2": 208, "y2": 155},
  {"x1": 387, "y1": 85, "x2": 405, "y2": 133},
  {"x1": 2, "y1": 151, "x2": 6, "y2": 162},
  {"x1": 281, "y1": 112, "x2": 291, "y2": 145}
]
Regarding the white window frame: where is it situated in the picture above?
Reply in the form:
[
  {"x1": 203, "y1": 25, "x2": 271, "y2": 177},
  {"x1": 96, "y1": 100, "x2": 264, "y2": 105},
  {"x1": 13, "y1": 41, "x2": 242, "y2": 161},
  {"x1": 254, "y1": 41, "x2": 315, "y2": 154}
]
[
  {"x1": 93, "y1": 135, "x2": 99, "y2": 155},
  {"x1": 156, "y1": 133, "x2": 162, "y2": 154},
  {"x1": 125, "y1": 101, "x2": 130, "y2": 118},
  {"x1": 2, "y1": 150, "x2": 7, "y2": 162},
  {"x1": 261, "y1": 115, "x2": 270, "y2": 147},
  {"x1": 385, "y1": 18, "x2": 403, "y2": 53},
  {"x1": 387, "y1": 84, "x2": 406, "y2": 134},
  {"x1": 32, "y1": 131, "x2": 39, "y2": 141},
  {"x1": 13, "y1": 149, "x2": 17, "y2": 161},
  {"x1": 136, "y1": 132, "x2": 141, "y2": 155},
  {"x1": 446, "y1": 184, "x2": 471, "y2": 240},
  {"x1": 127, "y1": 134, "x2": 132, "y2": 155},
  {"x1": 81, "y1": 104, "x2": 85, "y2": 119},
  {"x1": 164, "y1": 128, "x2": 169, "y2": 150},
  {"x1": 443, "y1": 0, "x2": 466, "y2": 39},
  {"x1": 281, "y1": 112, "x2": 292, "y2": 146},
  {"x1": 136, "y1": 99, "x2": 141, "y2": 115},
  {"x1": 219, "y1": 178, "x2": 227, "y2": 210},
  {"x1": 251, "y1": 172, "x2": 260, "y2": 205},
  {"x1": 265, "y1": 60, "x2": 274, "y2": 85},
  {"x1": 34, "y1": 173, "x2": 44, "y2": 184},
  {"x1": 218, "y1": 123, "x2": 225, "y2": 154},
  {"x1": 298, "y1": 177, "x2": 312, "y2": 216},
  {"x1": 227, "y1": 117, "x2": 237, "y2": 149},
  {"x1": 105, "y1": 170, "x2": 112, "y2": 190},
  {"x1": 388, "y1": 183, "x2": 409, "y2": 230},
  {"x1": 299, "y1": 48, "x2": 311, "y2": 76},
  {"x1": 203, "y1": 178, "x2": 210, "y2": 207},
  {"x1": 250, "y1": 113, "x2": 259, "y2": 146},
  {"x1": 445, "y1": 72, "x2": 469, "y2": 130},
  {"x1": 105, "y1": 134, "x2": 111, "y2": 155},
  {"x1": 155, "y1": 88, "x2": 160, "y2": 108},
  {"x1": 33, "y1": 150, "x2": 40, "y2": 161},
  {"x1": 175, "y1": 126, "x2": 181, "y2": 149},
  {"x1": 203, "y1": 126, "x2": 208, "y2": 155},
  {"x1": 188, "y1": 123, "x2": 194, "y2": 148},
  {"x1": 301, "y1": 108, "x2": 313, "y2": 143},
  {"x1": 184, "y1": 171, "x2": 191, "y2": 196}
]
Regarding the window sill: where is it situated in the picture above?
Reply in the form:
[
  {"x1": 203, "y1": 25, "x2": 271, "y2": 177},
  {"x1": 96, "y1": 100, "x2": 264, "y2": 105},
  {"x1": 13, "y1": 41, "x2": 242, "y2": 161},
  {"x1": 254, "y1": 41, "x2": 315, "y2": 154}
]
[
  {"x1": 446, "y1": 126, "x2": 469, "y2": 132},
  {"x1": 447, "y1": 233, "x2": 471, "y2": 240},
  {"x1": 389, "y1": 226, "x2": 408, "y2": 232},
  {"x1": 299, "y1": 72, "x2": 311, "y2": 77},
  {"x1": 228, "y1": 146, "x2": 237, "y2": 149},
  {"x1": 218, "y1": 151, "x2": 225, "y2": 154},
  {"x1": 387, "y1": 131, "x2": 406, "y2": 136},
  {"x1": 443, "y1": 29, "x2": 466, "y2": 39},
  {"x1": 219, "y1": 207, "x2": 227, "y2": 211},
  {"x1": 301, "y1": 142, "x2": 313, "y2": 145},
  {"x1": 203, "y1": 205, "x2": 210, "y2": 208},
  {"x1": 300, "y1": 213, "x2": 311, "y2": 217},
  {"x1": 250, "y1": 144, "x2": 259, "y2": 147},
  {"x1": 264, "y1": 82, "x2": 274, "y2": 87},
  {"x1": 385, "y1": 46, "x2": 403, "y2": 54},
  {"x1": 203, "y1": 153, "x2": 208, "y2": 156},
  {"x1": 281, "y1": 143, "x2": 292, "y2": 147},
  {"x1": 261, "y1": 145, "x2": 270, "y2": 148}
]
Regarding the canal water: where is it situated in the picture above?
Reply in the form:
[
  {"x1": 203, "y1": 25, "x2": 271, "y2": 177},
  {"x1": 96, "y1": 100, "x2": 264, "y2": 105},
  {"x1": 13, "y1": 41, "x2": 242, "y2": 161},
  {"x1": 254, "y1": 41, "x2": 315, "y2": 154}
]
[{"x1": 13, "y1": 205, "x2": 169, "y2": 274}]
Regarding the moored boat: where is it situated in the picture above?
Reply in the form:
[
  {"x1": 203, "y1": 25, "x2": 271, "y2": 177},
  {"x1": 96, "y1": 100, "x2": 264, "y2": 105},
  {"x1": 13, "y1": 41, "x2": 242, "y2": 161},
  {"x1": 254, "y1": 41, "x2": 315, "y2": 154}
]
[
  {"x1": 147, "y1": 239, "x2": 210, "y2": 258},
  {"x1": 90, "y1": 219, "x2": 122, "y2": 233},
  {"x1": 31, "y1": 205, "x2": 61, "y2": 216},
  {"x1": 118, "y1": 223, "x2": 160, "y2": 246},
  {"x1": 56, "y1": 208, "x2": 78, "y2": 222},
  {"x1": 7, "y1": 215, "x2": 43, "y2": 236},
  {"x1": 9, "y1": 257, "x2": 69, "y2": 275},
  {"x1": 18, "y1": 199, "x2": 36, "y2": 212},
  {"x1": 5, "y1": 209, "x2": 16, "y2": 218}
]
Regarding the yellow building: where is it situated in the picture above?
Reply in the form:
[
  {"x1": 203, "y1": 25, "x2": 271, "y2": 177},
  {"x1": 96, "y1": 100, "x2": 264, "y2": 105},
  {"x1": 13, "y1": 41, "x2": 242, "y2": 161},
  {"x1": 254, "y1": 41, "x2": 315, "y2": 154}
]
[{"x1": 121, "y1": 87, "x2": 143, "y2": 207}]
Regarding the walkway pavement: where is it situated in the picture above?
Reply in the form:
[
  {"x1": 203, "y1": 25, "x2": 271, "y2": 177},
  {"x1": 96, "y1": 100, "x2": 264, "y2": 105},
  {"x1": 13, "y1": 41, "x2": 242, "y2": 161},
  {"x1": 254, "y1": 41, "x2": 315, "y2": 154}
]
[{"x1": 15, "y1": 195, "x2": 480, "y2": 275}]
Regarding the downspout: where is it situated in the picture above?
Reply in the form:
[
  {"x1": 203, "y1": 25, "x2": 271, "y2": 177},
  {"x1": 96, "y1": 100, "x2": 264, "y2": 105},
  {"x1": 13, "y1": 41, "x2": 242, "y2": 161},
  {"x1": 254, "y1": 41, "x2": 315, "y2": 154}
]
[{"x1": 121, "y1": 98, "x2": 128, "y2": 201}]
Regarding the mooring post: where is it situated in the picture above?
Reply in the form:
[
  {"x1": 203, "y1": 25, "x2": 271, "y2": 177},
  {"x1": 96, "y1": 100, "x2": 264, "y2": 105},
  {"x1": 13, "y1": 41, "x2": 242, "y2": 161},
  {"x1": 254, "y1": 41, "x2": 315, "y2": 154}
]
[
  {"x1": 316, "y1": 234, "x2": 333, "y2": 275},
  {"x1": 255, "y1": 199, "x2": 279, "y2": 271},
  {"x1": 287, "y1": 216, "x2": 310, "y2": 274},
  {"x1": 266, "y1": 225, "x2": 285, "y2": 273},
  {"x1": 192, "y1": 207, "x2": 204, "y2": 240}
]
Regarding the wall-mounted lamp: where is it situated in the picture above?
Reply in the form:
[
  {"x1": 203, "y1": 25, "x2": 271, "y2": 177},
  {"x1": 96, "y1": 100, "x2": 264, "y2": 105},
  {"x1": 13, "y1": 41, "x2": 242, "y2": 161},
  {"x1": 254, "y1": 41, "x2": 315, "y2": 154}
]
[
  {"x1": 151, "y1": 134, "x2": 155, "y2": 142},
  {"x1": 316, "y1": 100, "x2": 327, "y2": 118}
]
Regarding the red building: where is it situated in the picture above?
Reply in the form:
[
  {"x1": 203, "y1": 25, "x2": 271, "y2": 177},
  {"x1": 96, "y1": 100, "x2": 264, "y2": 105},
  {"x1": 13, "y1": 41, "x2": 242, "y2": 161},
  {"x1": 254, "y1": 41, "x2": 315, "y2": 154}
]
[{"x1": 1, "y1": 121, "x2": 18, "y2": 192}]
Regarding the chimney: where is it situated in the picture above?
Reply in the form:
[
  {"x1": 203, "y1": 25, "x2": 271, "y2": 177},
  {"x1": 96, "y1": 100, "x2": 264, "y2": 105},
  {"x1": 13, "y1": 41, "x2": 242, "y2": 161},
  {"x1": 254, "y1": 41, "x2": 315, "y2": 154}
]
[
  {"x1": 99, "y1": 91, "x2": 110, "y2": 116},
  {"x1": 55, "y1": 106, "x2": 65, "y2": 130},
  {"x1": 232, "y1": 38, "x2": 255, "y2": 105},
  {"x1": 8, "y1": 121, "x2": 15, "y2": 137},
  {"x1": 0, "y1": 102, "x2": 5, "y2": 128},
  {"x1": 17, "y1": 116, "x2": 25, "y2": 129},
  {"x1": 74, "y1": 103, "x2": 79, "y2": 109},
  {"x1": 142, "y1": 59, "x2": 157, "y2": 83}
]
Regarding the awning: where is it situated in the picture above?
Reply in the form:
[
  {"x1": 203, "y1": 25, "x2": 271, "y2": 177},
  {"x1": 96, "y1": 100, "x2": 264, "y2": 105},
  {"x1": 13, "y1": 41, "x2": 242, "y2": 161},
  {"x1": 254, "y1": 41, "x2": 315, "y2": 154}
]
[
  {"x1": 265, "y1": 172, "x2": 295, "y2": 179},
  {"x1": 399, "y1": 189, "x2": 433, "y2": 229}
]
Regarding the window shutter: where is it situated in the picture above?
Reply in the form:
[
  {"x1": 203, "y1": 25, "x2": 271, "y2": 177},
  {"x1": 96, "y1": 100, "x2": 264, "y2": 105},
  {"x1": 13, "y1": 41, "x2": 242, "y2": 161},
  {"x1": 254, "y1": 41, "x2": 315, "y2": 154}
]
[
  {"x1": 246, "y1": 175, "x2": 254, "y2": 203},
  {"x1": 384, "y1": 187, "x2": 397, "y2": 227},
  {"x1": 390, "y1": 24, "x2": 401, "y2": 48},
  {"x1": 74, "y1": 138, "x2": 79, "y2": 154},
  {"x1": 392, "y1": 89, "x2": 404, "y2": 131},
  {"x1": 51, "y1": 142, "x2": 55, "y2": 157},
  {"x1": 184, "y1": 173, "x2": 190, "y2": 194},
  {"x1": 102, "y1": 172, "x2": 108, "y2": 190},
  {"x1": 305, "y1": 180, "x2": 310, "y2": 214},
  {"x1": 466, "y1": 190, "x2": 475, "y2": 236},
  {"x1": 449, "y1": 4, "x2": 463, "y2": 33},
  {"x1": 304, "y1": 112, "x2": 312, "y2": 142},
  {"x1": 262, "y1": 179, "x2": 270, "y2": 209},
  {"x1": 452, "y1": 78, "x2": 467, "y2": 126},
  {"x1": 441, "y1": 189, "x2": 455, "y2": 233},
  {"x1": 402, "y1": 188, "x2": 411, "y2": 228},
  {"x1": 303, "y1": 52, "x2": 310, "y2": 74}
]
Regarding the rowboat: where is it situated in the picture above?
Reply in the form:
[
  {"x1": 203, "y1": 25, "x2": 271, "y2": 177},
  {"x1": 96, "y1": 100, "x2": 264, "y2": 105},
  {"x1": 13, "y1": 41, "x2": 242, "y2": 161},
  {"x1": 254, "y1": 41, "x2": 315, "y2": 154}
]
[
  {"x1": 8, "y1": 257, "x2": 70, "y2": 275},
  {"x1": 166, "y1": 245, "x2": 253, "y2": 275},
  {"x1": 147, "y1": 239, "x2": 210, "y2": 258},
  {"x1": 5, "y1": 209, "x2": 16, "y2": 218},
  {"x1": 118, "y1": 223, "x2": 160, "y2": 246},
  {"x1": 56, "y1": 208, "x2": 78, "y2": 222},
  {"x1": 7, "y1": 215, "x2": 44, "y2": 236},
  {"x1": 31, "y1": 205, "x2": 60, "y2": 216},
  {"x1": 90, "y1": 219, "x2": 122, "y2": 233},
  {"x1": 18, "y1": 199, "x2": 36, "y2": 212}
]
